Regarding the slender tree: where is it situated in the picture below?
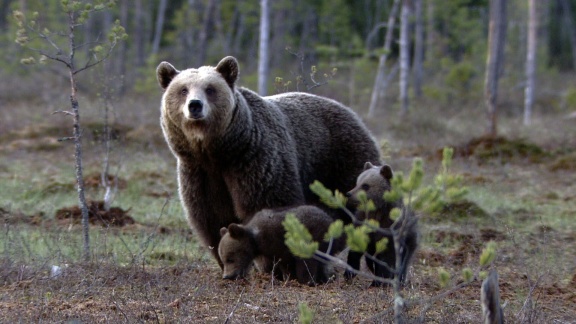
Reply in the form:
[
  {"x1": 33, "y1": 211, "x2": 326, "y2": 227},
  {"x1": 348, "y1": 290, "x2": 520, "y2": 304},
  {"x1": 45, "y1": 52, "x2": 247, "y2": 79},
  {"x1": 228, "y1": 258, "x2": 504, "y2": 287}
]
[
  {"x1": 368, "y1": 0, "x2": 401, "y2": 117},
  {"x1": 524, "y1": 0, "x2": 538, "y2": 126},
  {"x1": 258, "y1": 0, "x2": 270, "y2": 95},
  {"x1": 484, "y1": 0, "x2": 508, "y2": 136},
  {"x1": 151, "y1": 0, "x2": 167, "y2": 57},
  {"x1": 413, "y1": 0, "x2": 424, "y2": 98},
  {"x1": 14, "y1": 1, "x2": 126, "y2": 261},
  {"x1": 559, "y1": 0, "x2": 576, "y2": 70},
  {"x1": 399, "y1": 0, "x2": 412, "y2": 116}
]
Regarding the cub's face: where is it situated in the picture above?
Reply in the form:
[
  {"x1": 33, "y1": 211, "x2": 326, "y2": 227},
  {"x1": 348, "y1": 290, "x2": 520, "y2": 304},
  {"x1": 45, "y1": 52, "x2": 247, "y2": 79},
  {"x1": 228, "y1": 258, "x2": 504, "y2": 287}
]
[
  {"x1": 347, "y1": 162, "x2": 394, "y2": 211},
  {"x1": 218, "y1": 224, "x2": 256, "y2": 280},
  {"x1": 156, "y1": 56, "x2": 239, "y2": 141}
]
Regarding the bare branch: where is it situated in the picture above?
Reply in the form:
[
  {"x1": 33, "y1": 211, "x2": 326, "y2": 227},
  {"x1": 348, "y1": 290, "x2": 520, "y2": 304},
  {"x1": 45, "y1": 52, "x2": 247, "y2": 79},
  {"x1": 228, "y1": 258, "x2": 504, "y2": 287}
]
[{"x1": 52, "y1": 110, "x2": 74, "y2": 117}]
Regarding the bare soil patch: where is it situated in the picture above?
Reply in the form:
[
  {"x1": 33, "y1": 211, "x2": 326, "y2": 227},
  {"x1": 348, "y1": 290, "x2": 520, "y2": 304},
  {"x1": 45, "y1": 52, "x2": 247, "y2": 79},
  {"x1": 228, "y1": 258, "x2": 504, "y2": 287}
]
[{"x1": 55, "y1": 200, "x2": 134, "y2": 227}]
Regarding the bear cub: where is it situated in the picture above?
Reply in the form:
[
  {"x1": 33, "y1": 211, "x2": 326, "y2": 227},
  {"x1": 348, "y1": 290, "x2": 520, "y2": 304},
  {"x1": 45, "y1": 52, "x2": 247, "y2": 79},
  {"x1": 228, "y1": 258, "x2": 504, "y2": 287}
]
[
  {"x1": 347, "y1": 162, "x2": 419, "y2": 286},
  {"x1": 218, "y1": 205, "x2": 343, "y2": 285}
]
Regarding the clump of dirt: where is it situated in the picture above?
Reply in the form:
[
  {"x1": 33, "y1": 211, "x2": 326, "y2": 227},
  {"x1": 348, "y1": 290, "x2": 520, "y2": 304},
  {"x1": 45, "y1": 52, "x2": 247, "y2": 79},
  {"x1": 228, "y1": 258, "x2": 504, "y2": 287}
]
[
  {"x1": 434, "y1": 199, "x2": 489, "y2": 221},
  {"x1": 83, "y1": 173, "x2": 127, "y2": 189},
  {"x1": 548, "y1": 152, "x2": 576, "y2": 171},
  {"x1": 0, "y1": 207, "x2": 44, "y2": 225},
  {"x1": 479, "y1": 228, "x2": 506, "y2": 241},
  {"x1": 55, "y1": 201, "x2": 134, "y2": 227},
  {"x1": 453, "y1": 135, "x2": 548, "y2": 163}
]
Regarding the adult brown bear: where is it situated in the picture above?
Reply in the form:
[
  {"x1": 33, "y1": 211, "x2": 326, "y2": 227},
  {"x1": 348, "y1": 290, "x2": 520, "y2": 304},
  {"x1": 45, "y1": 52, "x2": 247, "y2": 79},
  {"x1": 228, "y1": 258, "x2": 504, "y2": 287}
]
[{"x1": 156, "y1": 56, "x2": 380, "y2": 267}]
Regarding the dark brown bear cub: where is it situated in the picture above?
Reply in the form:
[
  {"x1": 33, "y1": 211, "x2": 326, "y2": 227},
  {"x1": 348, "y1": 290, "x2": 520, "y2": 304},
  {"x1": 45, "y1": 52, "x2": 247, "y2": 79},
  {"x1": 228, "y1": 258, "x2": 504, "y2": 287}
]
[
  {"x1": 218, "y1": 205, "x2": 344, "y2": 285},
  {"x1": 347, "y1": 162, "x2": 419, "y2": 286}
]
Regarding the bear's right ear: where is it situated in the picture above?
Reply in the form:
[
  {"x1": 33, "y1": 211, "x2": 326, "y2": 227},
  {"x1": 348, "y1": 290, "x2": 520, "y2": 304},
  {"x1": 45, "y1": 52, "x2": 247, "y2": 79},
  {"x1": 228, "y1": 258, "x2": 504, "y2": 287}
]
[
  {"x1": 156, "y1": 62, "x2": 180, "y2": 89},
  {"x1": 380, "y1": 164, "x2": 394, "y2": 181},
  {"x1": 228, "y1": 223, "x2": 247, "y2": 239},
  {"x1": 364, "y1": 161, "x2": 375, "y2": 171},
  {"x1": 215, "y1": 56, "x2": 239, "y2": 89},
  {"x1": 220, "y1": 227, "x2": 228, "y2": 238}
]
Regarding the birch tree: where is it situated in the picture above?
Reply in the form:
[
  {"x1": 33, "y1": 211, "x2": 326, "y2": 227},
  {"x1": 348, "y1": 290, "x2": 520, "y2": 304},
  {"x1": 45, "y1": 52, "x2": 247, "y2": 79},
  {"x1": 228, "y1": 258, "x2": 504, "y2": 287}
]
[
  {"x1": 399, "y1": 0, "x2": 412, "y2": 116},
  {"x1": 484, "y1": 0, "x2": 507, "y2": 136},
  {"x1": 258, "y1": 0, "x2": 270, "y2": 96},
  {"x1": 13, "y1": 1, "x2": 126, "y2": 261},
  {"x1": 413, "y1": 0, "x2": 424, "y2": 99},
  {"x1": 151, "y1": 0, "x2": 167, "y2": 57},
  {"x1": 524, "y1": 0, "x2": 537, "y2": 126},
  {"x1": 368, "y1": 0, "x2": 401, "y2": 117}
]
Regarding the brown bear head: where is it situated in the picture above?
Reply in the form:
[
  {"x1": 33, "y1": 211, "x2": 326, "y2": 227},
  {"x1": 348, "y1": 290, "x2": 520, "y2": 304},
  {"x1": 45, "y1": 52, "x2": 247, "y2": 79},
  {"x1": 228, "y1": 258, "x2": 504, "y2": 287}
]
[
  {"x1": 218, "y1": 223, "x2": 257, "y2": 280},
  {"x1": 156, "y1": 56, "x2": 239, "y2": 142},
  {"x1": 347, "y1": 162, "x2": 395, "y2": 221}
]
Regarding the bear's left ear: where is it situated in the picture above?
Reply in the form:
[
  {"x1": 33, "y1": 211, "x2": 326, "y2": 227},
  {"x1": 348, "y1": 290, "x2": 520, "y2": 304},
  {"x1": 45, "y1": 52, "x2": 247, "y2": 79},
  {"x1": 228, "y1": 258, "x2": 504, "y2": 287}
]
[
  {"x1": 380, "y1": 164, "x2": 394, "y2": 181},
  {"x1": 220, "y1": 227, "x2": 228, "y2": 238},
  {"x1": 216, "y1": 56, "x2": 239, "y2": 88},
  {"x1": 228, "y1": 223, "x2": 247, "y2": 239},
  {"x1": 157, "y1": 62, "x2": 180, "y2": 89}
]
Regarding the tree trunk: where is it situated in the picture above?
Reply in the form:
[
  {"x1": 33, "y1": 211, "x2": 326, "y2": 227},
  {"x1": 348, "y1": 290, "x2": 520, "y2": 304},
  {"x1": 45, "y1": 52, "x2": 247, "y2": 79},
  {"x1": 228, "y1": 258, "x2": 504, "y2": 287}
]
[
  {"x1": 116, "y1": 0, "x2": 129, "y2": 93},
  {"x1": 368, "y1": 0, "x2": 401, "y2": 117},
  {"x1": 399, "y1": 0, "x2": 412, "y2": 116},
  {"x1": 258, "y1": 0, "x2": 270, "y2": 95},
  {"x1": 524, "y1": 0, "x2": 537, "y2": 126},
  {"x1": 426, "y1": 0, "x2": 435, "y2": 58},
  {"x1": 67, "y1": 12, "x2": 90, "y2": 262},
  {"x1": 413, "y1": 0, "x2": 424, "y2": 98},
  {"x1": 559, "y1": 0, "x2": 576, "y2": 69},
  {"x1": 484, "y1": 0, "x2": 507, "y2": 137},
  {"x1": 151, "y1": 0, "x2": 167, "y2": 57},
  {"x1": 134, "y1": 0, "x2": 146, "y2": 67},
  {"x1": 197, "y1": 0, "x2": 218, "y2": 66}
]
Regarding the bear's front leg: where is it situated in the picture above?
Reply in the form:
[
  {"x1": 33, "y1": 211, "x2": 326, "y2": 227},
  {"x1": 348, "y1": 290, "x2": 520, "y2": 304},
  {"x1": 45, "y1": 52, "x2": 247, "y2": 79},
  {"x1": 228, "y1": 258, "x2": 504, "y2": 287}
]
[{"x1": 178, "y1": 161, "x2": 238, "y2": 268}]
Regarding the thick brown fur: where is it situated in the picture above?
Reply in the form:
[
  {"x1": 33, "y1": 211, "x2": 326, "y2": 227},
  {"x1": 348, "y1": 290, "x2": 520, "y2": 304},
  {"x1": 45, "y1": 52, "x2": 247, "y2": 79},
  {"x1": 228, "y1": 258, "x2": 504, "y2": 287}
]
[
  {"x1": 347, "y1": 162, "x2": 419, "y2": 286},
  {"x1": 218, "y1": 205, "x2": 345, "y2": 285},
  {"x1": 156, "y1": 56, "x2": 380, "y2": 267}
]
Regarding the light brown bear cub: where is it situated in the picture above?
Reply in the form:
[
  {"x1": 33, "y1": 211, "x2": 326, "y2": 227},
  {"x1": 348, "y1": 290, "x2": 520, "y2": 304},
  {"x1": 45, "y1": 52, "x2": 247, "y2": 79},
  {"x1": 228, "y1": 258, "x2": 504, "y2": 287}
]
[
  {"x1": 218, "y1": 205, "x2": 344, "y2": 285},
  {"x1": 347, "y1": 162, "x2": 419, "y2": 286},
  {"x1": 156, "y1": 56, "x2": 380, "y2": 268}
]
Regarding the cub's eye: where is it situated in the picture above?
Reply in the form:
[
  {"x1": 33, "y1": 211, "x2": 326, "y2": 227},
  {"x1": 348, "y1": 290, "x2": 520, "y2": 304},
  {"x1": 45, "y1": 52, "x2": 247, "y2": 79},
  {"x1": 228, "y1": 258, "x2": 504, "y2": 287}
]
[
  {"x1": 361, "y1": 184, "x2": 370, "y2": 191},
  {"x1": 180, "y1": 88, "x2": 188, "y2": 96},
  {"x1": 205, "y1": 86, "x2": 216, "y2": 96},
  {"x1": 226, "y1": 258, "x2": 234, "y2": 264}
]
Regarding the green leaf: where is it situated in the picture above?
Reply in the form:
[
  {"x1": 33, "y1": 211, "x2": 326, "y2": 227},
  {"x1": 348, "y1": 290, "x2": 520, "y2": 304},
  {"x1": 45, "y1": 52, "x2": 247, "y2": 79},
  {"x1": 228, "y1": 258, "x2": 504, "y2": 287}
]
[
  {"x1": 462, "y1": 267, "x2": 474, "y2": 283},
  {"x1": 344, "y1": 224, "x2": 369, "y2": 253},
  {"x1": 479, "y1": 241, "x2": 497, "y2": 267},
  {"x1": 309, "y1": 180, "x2": 346, "y2": 209},
  {"x1": 298, "y1": 302, "x2": 314, "y2": 324},
  {"x1": 438, "y1": 267, "x2": 450, "y2": 288},
  {"x1": 283, "y1": 213, "x2": 318, "y2": 259},
  {"x1": 375, "y1": 237, "x2": 389, "y2": 254},
  {"x1": 324, "y1": 220, "x2": 343, "y2": 241}
]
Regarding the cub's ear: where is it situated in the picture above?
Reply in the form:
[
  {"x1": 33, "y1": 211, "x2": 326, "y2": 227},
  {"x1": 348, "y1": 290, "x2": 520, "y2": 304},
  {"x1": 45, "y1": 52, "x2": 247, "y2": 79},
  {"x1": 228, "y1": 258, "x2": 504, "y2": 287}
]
[
  {"x1": 364, "y1": 161, "x2": 375, "y2": 171},
  {"x1": 380, "y1": 164, "x2": 394, "y2": 181},
  {"x1": 157, "y1": 62, "x2": 180, "y2": 89},
  {"x1": 215, "y1": 56, "x2": 239, "y2": 88},
  {"x1": 227, "y1": 223, "x2": 246, "y2": 239},
  {"x1": 220, "y1": 227, "x2": 228, "y2": 238}
]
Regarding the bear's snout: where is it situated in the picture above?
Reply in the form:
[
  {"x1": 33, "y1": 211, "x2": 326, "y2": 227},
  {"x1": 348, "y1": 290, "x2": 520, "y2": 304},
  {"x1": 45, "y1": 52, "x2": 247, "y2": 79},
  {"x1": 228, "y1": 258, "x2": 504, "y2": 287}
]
[{"x1": 187, "y1": 99, "x2": 204, "y2": 119}]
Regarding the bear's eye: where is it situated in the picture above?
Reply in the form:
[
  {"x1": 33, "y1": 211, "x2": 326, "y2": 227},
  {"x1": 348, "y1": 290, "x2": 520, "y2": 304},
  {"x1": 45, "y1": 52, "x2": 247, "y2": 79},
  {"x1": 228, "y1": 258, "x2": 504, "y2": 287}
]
[
  {"x1": 361, "y1": 184, "x2": 370, "y2": 191},
  {"x1": 205, "y1": 86, "x2": 216, "y2": 96},
  {"x1": 180, "y1": 88, "x2": 188, "y2": 96},
  {"x1": 226, "y1": 258, "x2": 234, "y2": 264}
]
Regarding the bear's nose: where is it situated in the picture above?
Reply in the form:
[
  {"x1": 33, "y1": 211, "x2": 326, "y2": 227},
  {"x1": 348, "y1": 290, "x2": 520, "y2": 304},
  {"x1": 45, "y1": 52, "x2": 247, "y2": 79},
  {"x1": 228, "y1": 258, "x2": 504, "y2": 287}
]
[
  {"x1": 188, "y1": 99, "x2": 204, "y2": 119},
  {"x1": 345, "y1": 191, "x2": 352, "y2": 198}
]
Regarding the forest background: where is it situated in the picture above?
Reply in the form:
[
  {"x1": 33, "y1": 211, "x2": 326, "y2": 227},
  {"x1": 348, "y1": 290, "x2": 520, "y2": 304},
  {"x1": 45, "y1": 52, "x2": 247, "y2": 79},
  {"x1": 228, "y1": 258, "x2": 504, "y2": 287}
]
[{"x1": 0, "y1": 0, "x2": 575, "y2": 322}]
